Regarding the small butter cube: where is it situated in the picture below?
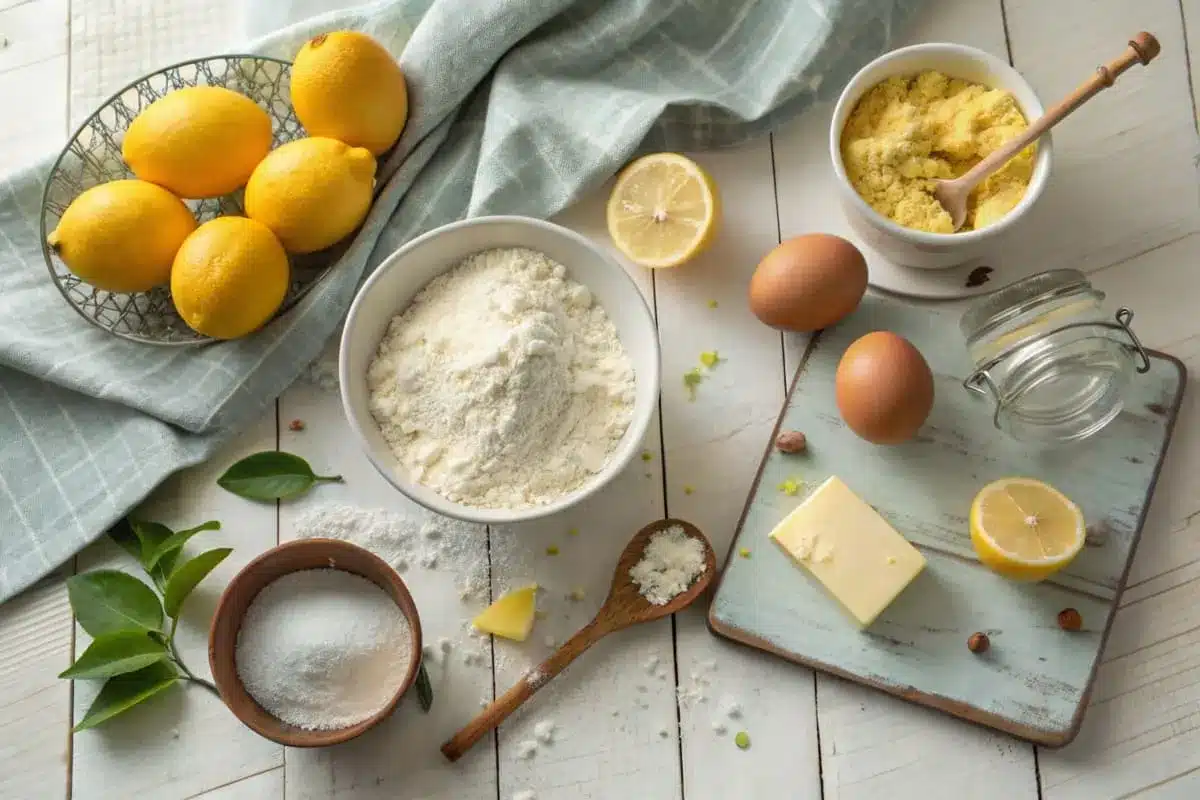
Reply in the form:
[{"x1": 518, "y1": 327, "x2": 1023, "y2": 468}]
[{"x1": 769, "y1": 476, "x2": 925, "y2": 627}]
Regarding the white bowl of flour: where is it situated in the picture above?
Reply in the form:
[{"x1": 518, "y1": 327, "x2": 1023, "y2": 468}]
[{"x1": 340, "y1": 216, "x2": 660, "y2": 524}]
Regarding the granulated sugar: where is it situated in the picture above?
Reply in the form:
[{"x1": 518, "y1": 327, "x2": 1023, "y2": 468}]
[
  {"x1": 629, "y1": 525, "x2": 707, "y2": 606},
  {"x1": 235, "y1": 569, "x2": 412, "y2": 731}
]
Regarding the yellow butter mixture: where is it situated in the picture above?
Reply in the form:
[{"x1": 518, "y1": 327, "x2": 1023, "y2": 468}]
[{"x1": 840, "y1": 70, "x2": 1034, "y2": 234}]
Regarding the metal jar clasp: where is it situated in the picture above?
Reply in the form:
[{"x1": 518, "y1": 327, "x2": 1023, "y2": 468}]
[{"x1": 962, "y1": 307, "x2": 1152, "y2": 417}]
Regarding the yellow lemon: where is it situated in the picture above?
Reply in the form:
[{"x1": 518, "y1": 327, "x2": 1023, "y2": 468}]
[
  {"x1": 123, "y1": 86, "x2": 273, "y2": 199},
  {"x1": 291, "y1": 31, "x2": 408, "y2": 156},
  {"x1": 47, "y1": 179, "x2": 196, "y2": 293},
  {"x1": 170, "y1": 217, "x2": 289, "y2": 340},
  {"x1": 471, "y1": 585, "x2": 538, "y2": 642},
  {"x1": 606, "y1": 152, "x2": 720, "y2": 268},
  {"x1": 244, "y1": 137, "x2": 376, "y2": 254},
  {"x1": 969, "y1": 477, "x2": 1086, "y2": 582}
]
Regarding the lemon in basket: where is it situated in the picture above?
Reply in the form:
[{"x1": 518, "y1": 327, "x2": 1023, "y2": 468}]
[
  {"x1": 170, "y1": 217, "x2": 289, "y2": 340},
  {"x1": 123, "y1": 86, "x2": 273, "y2": 199},
  {"x1": 47, "y1": 179, "x2": 196, "y2": 293},
  {"x1": 291, "y1": 31, "x2": 409, "y2": 156},
  {"x1": 605, "y1": 153, "x2": 720, "y2": 269},
  {"x1": 969, "y1": 477, "x2": 1085, "y2": 582},
  {"x1": 244, "y1": 137, "x2": 376, "y2": 254}
]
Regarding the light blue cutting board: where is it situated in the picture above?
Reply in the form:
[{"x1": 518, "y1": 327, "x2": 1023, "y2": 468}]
[{"x1": 707, "y1": 293, "x2": 1186, "y2": 747}]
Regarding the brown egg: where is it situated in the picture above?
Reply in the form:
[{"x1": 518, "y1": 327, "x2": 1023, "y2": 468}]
[
  {"x1": 748, "y1": 234, "x2": 868, "y2": 332},
  {"x1": 835, "y1": 332, "x2": 934, "y2": 445}
]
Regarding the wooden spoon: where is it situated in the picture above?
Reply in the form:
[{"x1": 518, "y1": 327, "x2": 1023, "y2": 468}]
[
  {"x1": 441, "y1": 518, "x2": 716, "y2": 762},
  {"x1": 934, "y1": 32, "x2": 1160, "y2": 231}
]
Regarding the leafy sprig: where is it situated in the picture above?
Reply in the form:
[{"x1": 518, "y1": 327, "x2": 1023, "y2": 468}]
[
  {"x1": 217, "y1": 451, "x2": 342, "y2": 501},
  {"x1": 62, "y1": 517, "x2": 230, "y2": 731}
]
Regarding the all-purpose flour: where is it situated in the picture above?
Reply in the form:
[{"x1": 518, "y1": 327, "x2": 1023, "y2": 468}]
[
  {"x1": 235, "y1": 569, "x2": 413, "y2": 731},
  {"x1": 367, "y1": 247, "x2": 635, "y2": 509}
]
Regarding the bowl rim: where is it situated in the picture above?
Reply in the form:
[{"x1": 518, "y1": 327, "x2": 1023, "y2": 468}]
[
  {"x1": 207, "y1": 538, "x2": 423, "y2": 748},
  {"x1": 338, "y1": 214, "x2": 662, "y2": 525},
  {"x1": 828, "y1": 41, "x2": 1054, "y2": 246}
]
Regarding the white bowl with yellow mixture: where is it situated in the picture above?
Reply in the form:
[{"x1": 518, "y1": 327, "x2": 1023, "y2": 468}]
[{"x1": 830, "y1": 43, "x2": 1053, "y2": 270}]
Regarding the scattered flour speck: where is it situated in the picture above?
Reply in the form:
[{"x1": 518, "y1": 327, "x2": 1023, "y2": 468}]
[
  {"x1": 534, "y1": 719, "x2": 556, "y2": 744},
  {"x1": 516, "y1": 740, "x2": 539, "y2": 759}
]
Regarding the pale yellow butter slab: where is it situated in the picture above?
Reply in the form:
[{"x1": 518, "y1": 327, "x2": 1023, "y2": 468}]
[{"x1": 769, "y1": 475, "x2": 926, "y2": 628}]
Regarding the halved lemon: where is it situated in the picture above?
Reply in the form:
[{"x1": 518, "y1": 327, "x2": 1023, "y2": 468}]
[
  {"x1": 605, "y1": 153, "x2": 719, "y2": 268},
  {"x1": 969, "y1": 478, "x2": 1085, "y2": 582}
]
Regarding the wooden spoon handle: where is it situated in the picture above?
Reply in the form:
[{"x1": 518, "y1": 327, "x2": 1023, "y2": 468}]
[
  {"x1": 957, "y1": 32, "x2": 1160, "y2": 188},
  {"x1": 441, "y1": 614, "x2": 616, "y2": 762}
]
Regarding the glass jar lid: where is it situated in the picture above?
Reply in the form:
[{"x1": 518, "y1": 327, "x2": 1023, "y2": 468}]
[{"x1": 959, "y1": 269, "x2": 1091, "y2": 347}]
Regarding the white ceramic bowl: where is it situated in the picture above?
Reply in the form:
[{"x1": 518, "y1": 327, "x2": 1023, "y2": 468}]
[
  {"x1": 830, "y1": 42, "x2": 1053, "y2": 269},
  {"x1": 339, "y1": 215, "x2": 661, "y2": 525}
]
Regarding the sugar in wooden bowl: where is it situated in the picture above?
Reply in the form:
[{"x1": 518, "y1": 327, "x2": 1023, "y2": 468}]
[{"x1": 208, "y1": 538, "x2": 423, "y2": 747}]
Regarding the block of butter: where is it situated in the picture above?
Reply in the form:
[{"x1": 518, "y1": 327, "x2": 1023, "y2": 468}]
[{"x1": 769, "y1": 475, "x2": 925, "y2": 628}]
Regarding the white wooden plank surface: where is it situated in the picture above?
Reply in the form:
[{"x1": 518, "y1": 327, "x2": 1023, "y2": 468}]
[
  {"x1": 1, "y1": 0, "x2": 1199, "y2": 798},
  {"x1": 1036, "y1": 234, "x2": 1200, "y2": 800},
  {"x1": 773, "y1": 1, "x2": 1041, "y2": 795},
  {"x1": 0, "y1": 567, "x2": 72, "y2": 800},
  {"x1": 0, "y1": 0, "x2": 67, "y2": 173},
  {"x1": 655, "y1": 141, "x2": 824, "y2": 798},
  {"x1": 71, "y1": 412, "x2": 282, "y2": 800}
]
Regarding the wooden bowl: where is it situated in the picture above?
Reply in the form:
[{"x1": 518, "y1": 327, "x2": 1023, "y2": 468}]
[{"x1": 208, "y1": 538, "x2": 423, "y2": 747}]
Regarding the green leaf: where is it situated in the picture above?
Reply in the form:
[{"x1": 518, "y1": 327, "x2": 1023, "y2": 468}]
[
  {"x1": 163, "y1": 548, "x2": 232, "y2": 618},
  {"x1": 144, "y1": 520, "x2": 221, "y2": 572},
  {"x1": 67, "y1": 571, "x2": 163, "y2": 637},
  {"x1": 416, "y1": 663, "x2": 434, "y2": 713},
  {"x1": 107, "y1": 518, "x2": 143, "y2": 561},
  {"x1": 217, "y1": 451, "x2": 342, "y2": 501},
  {"x1": 59, "y1": 632, "x2": 168, "y2": 680},
  {"x1": 73, "y1": 661, "x2": 179, "y2": 732},
  {"x1": 129, "y1": 520, "x2": 174, "y2": 563}
]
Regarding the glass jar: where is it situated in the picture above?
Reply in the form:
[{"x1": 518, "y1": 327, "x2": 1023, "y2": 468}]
[{"x1": 959, "y1": 269, "x2": 1151, "y2": 444}]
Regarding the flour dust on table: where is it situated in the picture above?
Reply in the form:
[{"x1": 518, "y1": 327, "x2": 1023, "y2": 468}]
[
  {"x1": 235, "y1": 568, "x2": 413, "y2": 731},
  {"x1": 367, "y1": 247, "x2": 635, "y2": 509},
  {"x1": 295, "y1": 504, "x2": 490, "y2": 600}
]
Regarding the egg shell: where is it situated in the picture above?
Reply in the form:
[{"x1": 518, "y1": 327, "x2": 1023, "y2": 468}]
[
  {"x1": 835, "y1": 331, "x2": 934, "y2": 445},
  {"x1": 749, "y1": 234, "x2": 868, "y2": 332}
]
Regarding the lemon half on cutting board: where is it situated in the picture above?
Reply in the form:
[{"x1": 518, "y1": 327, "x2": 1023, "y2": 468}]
[
  {"x1": 605, "y1": 153, "x2": 719, "y2": 268},
  {"x1": 969, "y1": 477, "x2": 1086, "y2": 582}
]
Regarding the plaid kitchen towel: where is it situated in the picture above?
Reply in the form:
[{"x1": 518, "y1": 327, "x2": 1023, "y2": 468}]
[{"x1": 0, "y1": 0, "x2": 923, "y2": 601}]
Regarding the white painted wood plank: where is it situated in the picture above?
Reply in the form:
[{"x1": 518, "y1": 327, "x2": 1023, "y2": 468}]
[
  {"x1": 277, "y1": 382, "x2": 497, "y2": 800},
  {"x1": 774, "y1": 1, "x2": 1039, "y2": 796},
  {"x1": 1036, "y1": 233, "x2": 1200, "y2": 800},
  {"x1": 191, "y1": 767, "x2": 283, "y2": 799},
  {"x1": 1001, "y1": 0, "x2": 1200, "y2": 275},
  {"x1": 0, "y1": 56, "x2": 67, "y2": 172},
  {"x1": 0, "y1": 568, "x2": 72, "y2": 800},
  {"x1": 648, "y1": 140, "x2": 823, "y2": 798},
  {"x1": 484, "y1": 192, "x2": 680, "y2": 800},
  {"x1": 0, "y1": 0, "x2": 67, "y2": 75},
  {"x1": 68, "y1": 0, "x2": 241, "y2": 127},
  {"x1": 71, "y1": 411, "x2": 282, "y2": 800}
]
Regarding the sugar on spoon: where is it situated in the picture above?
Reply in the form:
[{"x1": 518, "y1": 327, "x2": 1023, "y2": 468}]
[
  {"x1": 441, "y1": 518, "x2": 716, "y2": 762},
  {"x1": 934, "y1": 32, "x2": 1160, "y2": 231}
]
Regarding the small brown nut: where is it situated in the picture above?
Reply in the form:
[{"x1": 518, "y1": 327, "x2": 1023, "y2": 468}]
[
  {"x1": 776, "y1": 430, "x2": 807, "y2": 454},
  {"x1": 967, "y1": 632, "x2": 990, "y2": 653},
  {"x1": 288, "y1": 419, "x2": 306, "y2": 432},
  {"x1": 1057, "y1": 608, "x2": 1083, "y2": 631}
]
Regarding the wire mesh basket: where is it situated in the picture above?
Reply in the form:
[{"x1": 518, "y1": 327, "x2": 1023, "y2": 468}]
[{"x1": 40, "y1": 55, "x2": 339, "y2": 346}]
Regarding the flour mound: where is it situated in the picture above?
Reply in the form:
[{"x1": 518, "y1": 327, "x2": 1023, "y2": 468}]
[{"x1": 366, "y1": 247, "x2": 635, "y2": 509}]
